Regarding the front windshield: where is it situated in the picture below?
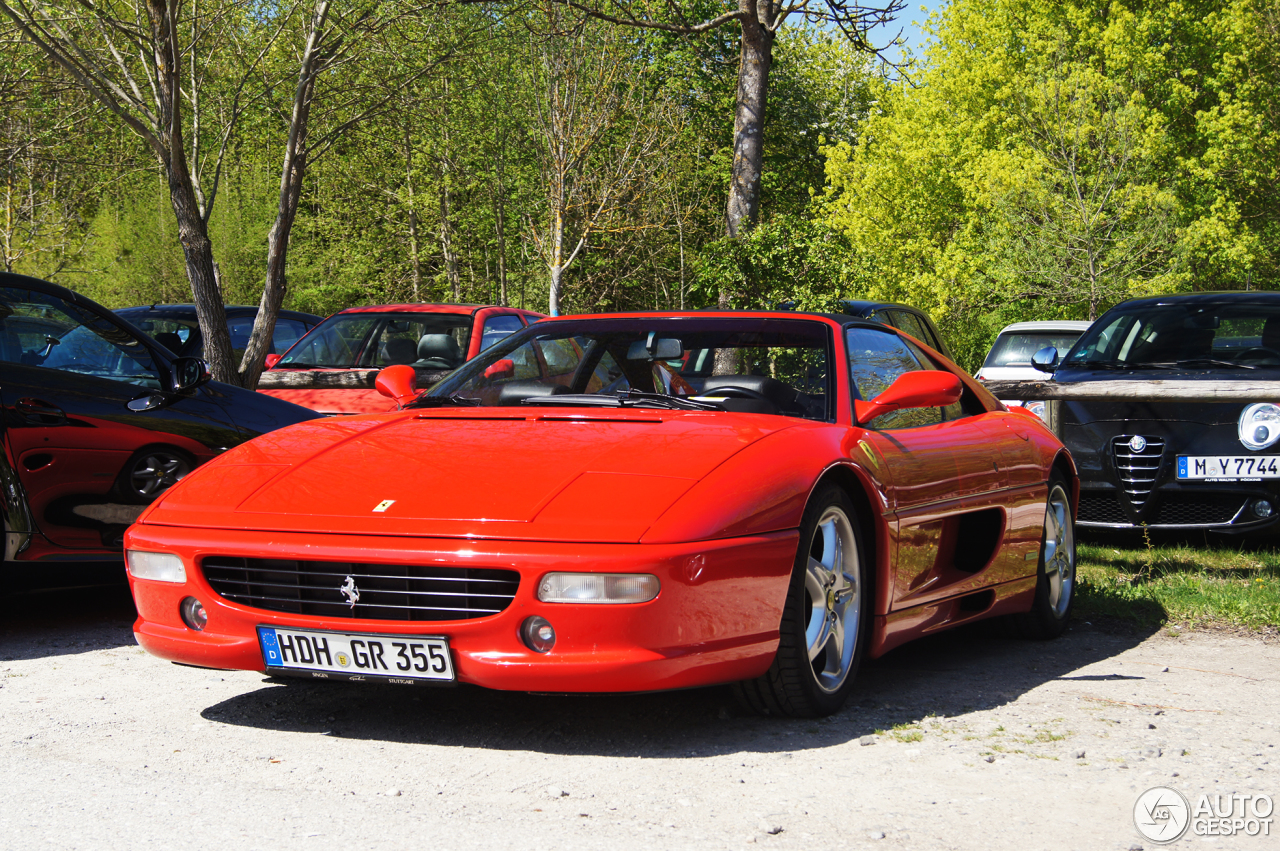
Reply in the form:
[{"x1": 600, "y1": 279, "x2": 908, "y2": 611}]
[
  {"x1": 1062, "y1": 301, "x2": 1280, "y2": 369},
  {"x1": 985, "y1": 331, "x2": 1086, "y2": 368},
  {"x1": 278, "y1": 311, "x2": 472, "y2": 369},
  {"x1": 424, "y1": 317, "x2": 832, "y2": 419}
]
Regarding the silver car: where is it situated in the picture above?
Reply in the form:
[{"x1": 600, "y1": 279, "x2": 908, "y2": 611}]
[{"x1": 976, "y1": 320, "x2": 1093, "y2": 418}]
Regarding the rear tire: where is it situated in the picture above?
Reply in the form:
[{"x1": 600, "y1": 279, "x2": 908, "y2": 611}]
[
  {"x1": 1014, "y1": 472, "x2": 1075, "y2": 639},
  {"x1": 734, "y1": 484, "x2": 869, "y2": 717}
]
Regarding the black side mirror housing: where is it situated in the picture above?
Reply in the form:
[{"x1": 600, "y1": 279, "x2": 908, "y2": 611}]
[
  {"x1": 1031, "y1": 346, "x2": 1059, "y2": 373},
  {"x1": 171, "y1": 357, "x2": 212, "y2": 393}
]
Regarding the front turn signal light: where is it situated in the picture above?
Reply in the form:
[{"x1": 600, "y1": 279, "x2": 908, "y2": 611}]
[
  {"x1": 537, "y1": 573, "x2": 660, "y2": 604},
  {"x1": 126, "y1": 550, "x2": 186, "y2": 583}
]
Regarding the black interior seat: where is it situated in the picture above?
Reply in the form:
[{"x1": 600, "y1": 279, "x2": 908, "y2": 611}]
[
  {"x1": 415, "y1": 334, "x2": 462, "y2": 369},
  {"x1": 382, "y1": 337, "x2": 418, "y2": 365},
  {"x1": 154, "y1": 331, "x2": 183, "y2": 354}
]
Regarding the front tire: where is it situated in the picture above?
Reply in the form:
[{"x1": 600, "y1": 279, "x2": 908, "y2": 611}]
[
  {"x1": 1014, "y1": 472, "x2": 1075, "y2": 639},
  {"x1": 735, "y1": 484, "x2": 869, "y2": 717}
]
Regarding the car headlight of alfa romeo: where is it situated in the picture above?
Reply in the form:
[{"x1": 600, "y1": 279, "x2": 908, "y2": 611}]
[{"x1": 1238, "y1": 403, "x2": 1280, "y2": 450}]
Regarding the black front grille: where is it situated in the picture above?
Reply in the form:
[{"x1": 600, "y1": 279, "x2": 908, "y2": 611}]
[
  {"x1": 1111, "y1": 435, "x2": 1165, "y2": 504},
  {"x1": 1153, "y1": 495, "x2": 1246, "y2": 526},
  {"x1": 1078, "y1": 493, "x2": 1130, "y2": 524},
  {"x1": 202, "y1": 557, "x2": 520, "y2": 621}
]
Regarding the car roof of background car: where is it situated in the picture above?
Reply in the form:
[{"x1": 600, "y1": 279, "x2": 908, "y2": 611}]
[
  {"x1": 836, "y1": 299, "x2": 931, "y2": 317},
  {"x1": 334, "y1": 303, "x2": 535, "y2": 315},
  {"x1": 117, "y1": 304, "x2": 322, "y2": 322},
  {"x1": 1111, "y1": 291, "x2": 1280, "y2": 309},
  {"x1": 996, "y1": 320, "x2": 1094, "y2": 334}
]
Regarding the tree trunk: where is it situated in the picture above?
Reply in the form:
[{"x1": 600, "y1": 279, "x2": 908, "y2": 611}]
[
  {"x1": 725, "y1": 5, "x2": 773, "y2": 241},
  {"x1": 405, "y1": 121, "x2": 422, "y2": 301},
  {"x1": 716, "y1": 0, "x2": 774, "y2": 344},
  {"x1": 238, "y1": 0, "x2": 329, "y2": 390},
  {"x1": 147, "y1": 0, "x2": 233, "y2": 383}
]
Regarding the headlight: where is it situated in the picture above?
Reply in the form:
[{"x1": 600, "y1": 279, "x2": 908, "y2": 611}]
[
  {"x1": 1026, "y1": 401, "x2": 1047, "y2": 420},
  {"x1": 537, "y1": 573, "x2": 659, "y2": 604},
  {"x1": 1239, "y1": 403, "x2": 1280, "y2": 450},
  {"x1": 126, "y1": 550, "x2": 187, "y2": 583}
]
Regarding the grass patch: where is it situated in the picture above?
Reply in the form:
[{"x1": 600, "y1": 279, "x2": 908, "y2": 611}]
[{"x1": 1076, "y1": 538, "x2": 1280, "y2": 630}]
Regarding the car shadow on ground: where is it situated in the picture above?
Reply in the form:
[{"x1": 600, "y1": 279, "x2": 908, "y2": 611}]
[
  {"x1": 196, "y1": 619, "x2": 1160, "y2": 757},
  {"x1": 1, "y1": 566, "x2": 137, "y2": 661}
]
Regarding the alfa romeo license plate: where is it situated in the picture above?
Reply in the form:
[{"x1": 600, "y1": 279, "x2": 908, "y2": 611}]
[
  {"x1": 1177, "y1": 456, "x2": 1280, "y2": 481},
  {"x1": 257, "y1": 626, "x2": 455, "y2": 683}
]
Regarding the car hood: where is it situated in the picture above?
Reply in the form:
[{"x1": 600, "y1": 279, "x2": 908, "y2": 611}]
[{"x1": 139, "y1": 408, "x2": 797, "y2": 543}]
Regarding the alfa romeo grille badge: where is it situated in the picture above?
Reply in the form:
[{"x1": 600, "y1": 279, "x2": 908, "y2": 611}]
[
  {"x1": 1129, "y1": 435, "x2": 1148, "y2": 452},
  {"x1": 339, "y1": 575, "x2": 360, "y2": 610}
]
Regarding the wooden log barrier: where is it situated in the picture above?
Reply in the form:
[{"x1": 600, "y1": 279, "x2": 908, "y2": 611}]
[
  {"x1": 255, "y1": 369, "x2": 380, "y2": 389},
  {"x1": 254, "y1": 367, "x2": 452, "y2": 390},
  {"x1": 981, "y1": 379, "x2": 1280, "y2": 403}
]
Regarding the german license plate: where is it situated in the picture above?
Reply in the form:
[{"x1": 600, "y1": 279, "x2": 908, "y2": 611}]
[
  {"x1": 1177, "y1": 456, "x2": 1280, "y2": 481},
  {"x1": 256, "y1": 626, "x2": 454, "y2": 683}
]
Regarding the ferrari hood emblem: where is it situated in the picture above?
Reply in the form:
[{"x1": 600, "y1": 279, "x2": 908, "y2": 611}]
[
  {"x1": 373, "y1": 499, "x2": 395, "y2": 513},
  {"x1": 339, "y1": 575, "x2": 360, "y2": 609}
]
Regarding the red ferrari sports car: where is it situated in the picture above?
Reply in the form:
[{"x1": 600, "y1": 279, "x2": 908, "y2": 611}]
[{"x1": 125, "y1": 311, "x2": 1077, "y2": 717}]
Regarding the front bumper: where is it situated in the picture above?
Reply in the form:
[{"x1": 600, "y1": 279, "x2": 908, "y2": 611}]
[
  {"x1": 125, "y1": 524, "x2": 797, "y2": 693},
  {"x1": 1064, "y1": 412, "x2": 1280, "y2": 532}
]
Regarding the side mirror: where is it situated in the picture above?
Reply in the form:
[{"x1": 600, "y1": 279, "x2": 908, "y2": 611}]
[
  {"x1": 171, "y1": 357, "x2": 211, "y2": 393},
  {"x1": 1031, "y1": 346, "x2": 1059, "y2": 373},
  {"x1": 484, "y1": 358, "x2": 515, "y2": 380},
  {"x1": 375, "y1": 364, "x2": 418, "y2": 409},
  {"x1": 264, "y1": 353, "x2": 282, "y2": 369},
  {"x1": 854, "y1": 370, "x2": 963, "y2": 425}
]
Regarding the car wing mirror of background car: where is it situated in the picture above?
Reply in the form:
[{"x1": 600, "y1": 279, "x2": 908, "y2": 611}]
[
  {"x1": 171, "y1": 357, "x2": 212, "y2": 393},
  {"x1": 375, "y1": 364, "x2": 419, "y2": 409},
  {"x1": 264, "y1": 353, "x2": 282, "y2": 369},
  {"x1": 1031, "y1": 346, "x2": 1059, "y2": 373},
  {"x1": 484, "y1": 358, "x2": 515, "y2": 380},
  {"x1": 853, "y1": 371, "x2": 964, "y2": 426}
]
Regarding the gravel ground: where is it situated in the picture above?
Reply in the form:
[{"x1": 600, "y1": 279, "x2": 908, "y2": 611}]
[{"x1": 1, "y1": 577, "x2": 1277, "y2": 851}]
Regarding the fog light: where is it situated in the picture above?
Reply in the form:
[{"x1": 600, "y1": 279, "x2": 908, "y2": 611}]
[
  {"x1": 179, "y1": 597, "x2": 207, "y2": 631},
  {"x1": 520, "y1": 616, "x2": 555, "y2": 653},
  {"x1": 1253, "y1": 500, "x2": 1274, "y2": 519}
]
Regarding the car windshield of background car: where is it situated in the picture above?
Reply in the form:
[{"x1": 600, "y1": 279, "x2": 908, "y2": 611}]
[
  {"x1": 0, "y1": 287, "x2": 161, "y2": 388},
  {"x1": 276, "y1": 313, "x2": 472, "y2": 369},
  {"x1": 985, "y1": 332, "x2": 1086, "y2": 367},
  {"x1": 426, "y1": 317, "x2": 832, "y2": 419},
  {"x1": 226, "y1": 315, "x2": 311, "y2": 361},
  {"x1": 1063, "y1": 302, "x2": 1280, "y2": 369}
]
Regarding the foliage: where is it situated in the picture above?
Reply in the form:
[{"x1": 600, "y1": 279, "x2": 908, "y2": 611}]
[{"x1": 821, "y1": 0, "x2": 1280, "y2": 371}]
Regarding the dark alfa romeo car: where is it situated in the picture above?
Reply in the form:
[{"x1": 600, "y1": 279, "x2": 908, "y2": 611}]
[{"x1": 1039, "y1": 292, "x2": 1280, "y2": 534}]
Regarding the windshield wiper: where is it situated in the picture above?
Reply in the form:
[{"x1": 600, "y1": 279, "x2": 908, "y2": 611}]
[
  {"x1": 1175, "y1": 358, "x2": 1257, "y2": 370},
  {"x1": 519, "y1": 391, "x2": 725, "y2": 411},
  {"x1": 1070, "y1": 359, "x2": 1177, "y2": 370},
  {"x1": 408, "y1": 394, "x2": 482, "y2": 408}
]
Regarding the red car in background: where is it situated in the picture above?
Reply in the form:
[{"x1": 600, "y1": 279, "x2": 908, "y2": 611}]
[
  {"x1": 127, "y1": 311, "x2": 1077, "y2": 717},
  {"x1": 257, "y1": 303, "x2": 543, "y2": 414}
]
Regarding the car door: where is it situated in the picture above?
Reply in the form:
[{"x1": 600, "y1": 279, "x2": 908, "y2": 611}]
[
  {"x1": 0, "y1": 285, "x2": 240, "y2": 550},
  {"x1": 844, "y1": 326, "x2": 1014, "y2": 610}
]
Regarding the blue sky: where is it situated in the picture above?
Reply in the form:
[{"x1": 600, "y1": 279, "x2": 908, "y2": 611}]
[{"x1": 877, "y1": 2, "x2": 940, "y2": 60}]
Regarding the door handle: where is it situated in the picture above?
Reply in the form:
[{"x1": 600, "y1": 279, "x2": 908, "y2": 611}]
[{"x1": 15, "y1": 398, "x2": 67, "y2": 424}]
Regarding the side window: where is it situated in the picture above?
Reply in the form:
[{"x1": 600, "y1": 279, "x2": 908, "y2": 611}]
[
  {"x1": 846, "y1": 326, "x2": 941, "y2": 429},
  {"x1": 585, "y1": 350, "x2": 627, "y2": 393},
  {"x1": 541, "y1": 338, "x2": 580, "y2": 379},
  {"x1": 272, "y1": 319, "x2": 309, "y2": 354},
  {"x1": 479, "y1": 315, "x2": 524, "y2": 352},
  {"x1": 888, "y1": 310, "x2": 937, "y2": 351},
  {"x1": 0, "y1": 287, "x2": 160, "y2": 389}
]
